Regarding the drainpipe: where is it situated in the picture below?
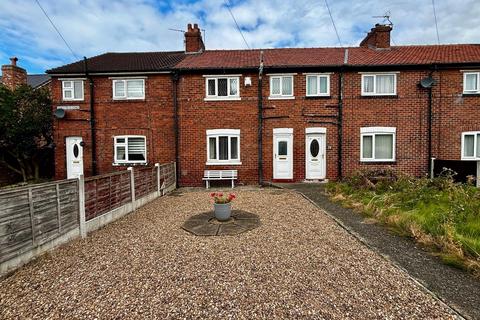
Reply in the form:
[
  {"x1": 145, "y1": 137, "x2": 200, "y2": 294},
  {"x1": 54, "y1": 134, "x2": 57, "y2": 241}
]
[
  {"x1": 84, "y1": 57, "x2": 96, "y2": 176},
  {"x1": 337, "y1": 69, "x2": 344, "y2": 180},
  {"x1": 172, "y1": 72, "x2": 180, "y2": 186},
  {"x1": 258, "y1": 51, "x2": 264, "y2": 186},
  {"x1": 337, "y1": 49, "x2": 347, "y2": 180},
  {"x1": 426, "y1": 65, "x2": 437, "y2": 176}
]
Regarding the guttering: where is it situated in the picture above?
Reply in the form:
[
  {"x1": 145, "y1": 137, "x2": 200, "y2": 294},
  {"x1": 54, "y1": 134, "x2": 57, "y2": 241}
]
[
  {"x1": 258, "y1": 51, "x2": 264, "y2": 186},
  {"x1": 84, "y1": 57, "x2": 97, "y2": 176},
  {"x1": 172, "y1": 72, "x2": 180, "y2": 186},
  {"x1": 47, "y1": 71, "x2": 173, "y2": 76}
]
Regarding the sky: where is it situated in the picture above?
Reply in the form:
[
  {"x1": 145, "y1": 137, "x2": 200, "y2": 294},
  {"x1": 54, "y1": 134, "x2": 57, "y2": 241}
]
[{"x1": 0, "y1": 0, "x2": 479, "y2": 74}]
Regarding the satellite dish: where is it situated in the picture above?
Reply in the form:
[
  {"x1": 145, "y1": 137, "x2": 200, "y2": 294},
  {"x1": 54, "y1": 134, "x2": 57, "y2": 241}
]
[
  {"x1": 420, "y1": 76, "x2": 435, "y2": 88},
  {"x1": 54, "y1": 108, "x2": 65, "y2": 119}
]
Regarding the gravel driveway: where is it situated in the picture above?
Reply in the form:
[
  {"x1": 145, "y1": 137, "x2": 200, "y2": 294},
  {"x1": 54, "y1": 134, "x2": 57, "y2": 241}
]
[{"x1": 0, "y1": 188, "x2": 456, "y2": 319}]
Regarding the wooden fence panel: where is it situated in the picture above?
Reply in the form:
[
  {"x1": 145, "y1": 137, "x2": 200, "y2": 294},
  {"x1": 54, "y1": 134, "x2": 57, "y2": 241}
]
[
  {"x1": 0, "y1": 179, "x2": 79, "y2": 264},
  {"x1": 85, "y1": 171, "x2": 132, "y2": 221},
  {"x1": 134, "y1": 166, "x2": 157, "y2": 199}
]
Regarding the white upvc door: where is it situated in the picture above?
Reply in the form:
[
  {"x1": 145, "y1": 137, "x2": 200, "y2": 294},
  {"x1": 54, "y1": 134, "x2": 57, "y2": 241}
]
[
  {"x1": 66, "y1": 136, "x2": 84, "y2": 179},
  {"x1": 273, "y1": 129, "x2": 293, "y2": 179},
  {"x1": 305, "y1": 131, "x2": 326, "y2": 180}
]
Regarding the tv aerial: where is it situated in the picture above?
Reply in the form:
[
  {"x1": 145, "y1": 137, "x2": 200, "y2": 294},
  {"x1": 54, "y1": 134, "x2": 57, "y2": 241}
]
[{"x1": 373, "y1": 11, "x2": 393, "y2": 26}]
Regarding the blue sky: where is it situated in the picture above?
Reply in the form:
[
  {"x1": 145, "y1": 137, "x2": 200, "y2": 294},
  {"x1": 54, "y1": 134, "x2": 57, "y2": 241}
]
[{"x1": 1, "y1": 0, "x2": 479, "y2": 74}]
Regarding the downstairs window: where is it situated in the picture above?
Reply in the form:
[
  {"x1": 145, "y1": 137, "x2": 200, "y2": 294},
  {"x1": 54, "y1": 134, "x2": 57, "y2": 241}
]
[
  {"x1": 206, "y1": 129, "x2": 241, "y2": 165},
  {"x1": 114, "y1": 136, "x2": 147, "y2": 164}
]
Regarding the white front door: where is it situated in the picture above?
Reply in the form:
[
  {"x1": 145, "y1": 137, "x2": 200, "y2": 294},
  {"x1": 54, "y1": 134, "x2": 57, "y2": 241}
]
[
  {"x1": 273, "y1": 129, "x2": 293, "y2": 179},
  {"x1": 66, "y1": 137, "x2": 84, "y2": 179},
  {"x1": 305, "y1": 132, "x2": 326, "y2": 179}
]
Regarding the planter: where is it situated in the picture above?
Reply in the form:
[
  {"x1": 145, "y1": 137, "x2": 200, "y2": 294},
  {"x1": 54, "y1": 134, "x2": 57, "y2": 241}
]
[{"x1": 214, "y1": 203, "x2": 232, "y2": 221}]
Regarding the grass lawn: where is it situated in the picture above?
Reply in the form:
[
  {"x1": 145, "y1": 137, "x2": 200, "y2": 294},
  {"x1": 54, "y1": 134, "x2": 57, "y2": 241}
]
[{"x1": 325, "y1": 170, "x2": 480, "y2": 276}]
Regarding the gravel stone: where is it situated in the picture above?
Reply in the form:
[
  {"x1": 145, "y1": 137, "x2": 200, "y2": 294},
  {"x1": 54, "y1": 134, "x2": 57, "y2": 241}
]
[{"x1": 0, "y1": 188, "x2": 457, "y2": 319}]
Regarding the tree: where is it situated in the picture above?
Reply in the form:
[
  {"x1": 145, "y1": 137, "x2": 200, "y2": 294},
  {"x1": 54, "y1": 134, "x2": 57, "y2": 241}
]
[{"x1": 0, "y1": 84, "x2": 53, "y2": 182}]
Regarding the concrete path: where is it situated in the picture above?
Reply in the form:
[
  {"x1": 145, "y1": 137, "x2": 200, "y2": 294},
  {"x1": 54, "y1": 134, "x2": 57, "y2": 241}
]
[{"x1": 279, "y1": 183, "x2": 480, "y2": 320}]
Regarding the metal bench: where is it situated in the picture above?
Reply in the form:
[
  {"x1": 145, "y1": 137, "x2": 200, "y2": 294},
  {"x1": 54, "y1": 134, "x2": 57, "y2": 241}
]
[{"x1": 203, "y1": 170, "x2": 238, "y2": 189}]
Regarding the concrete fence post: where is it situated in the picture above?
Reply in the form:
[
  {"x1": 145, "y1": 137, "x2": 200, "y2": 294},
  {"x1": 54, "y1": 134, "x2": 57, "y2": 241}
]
[
  {"x1": 477, "y1": 161, "x2": 480, "y2": 188},
  {"x1": 78, "y1": 174, "x2": 86, "y2": 238},
  {"x1": 128, "y1": 167, "x2": 136, "y2": 211},
  {"x1": 155, "y1": 163, "x2": 160, "y2": 196},
  {"x1": 173, "y1": 162, "x2": 177, "y2": 189}
]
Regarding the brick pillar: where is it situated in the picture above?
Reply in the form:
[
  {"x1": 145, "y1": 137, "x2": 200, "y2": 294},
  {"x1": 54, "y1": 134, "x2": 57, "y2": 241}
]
[{"x1": 1, "y1": 57, "x2": 27, "y2": 90}]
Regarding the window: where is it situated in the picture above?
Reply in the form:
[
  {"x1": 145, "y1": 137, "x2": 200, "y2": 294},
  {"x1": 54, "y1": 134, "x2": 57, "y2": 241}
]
[
  {"x1": 205, "y1": 76, "x2": 240, "y2": 100},
  {"x1": 463, "y1": 72, "x2": 480, "y2": 94},
  {"x1": 360, "y1": 127, "x2": 396, "y2": 162},
  {"x1": 361, "y1": 73, "x2": 397, "y2": 96},
  {"x1": 306, "y1": 74, "x2": 330, "y2": 96},
  {"x1": 62, "y1": 80, "x2": 84, "y2": 101},
  {"x1": 461, "y1": 132, "x2": 480, "y2": 160},
  {"x1": 206, "y1": 129, "x2": 241, "y2": 165},
  {"x1": 114, "y1": 136, "x2": 147, "y2": 164},
  {"x1": 113, "y1": 79, "x2": 145, "y2": 99},
  {"x1": 269, "y1": 75, "x2": 294, "y2": 98}
]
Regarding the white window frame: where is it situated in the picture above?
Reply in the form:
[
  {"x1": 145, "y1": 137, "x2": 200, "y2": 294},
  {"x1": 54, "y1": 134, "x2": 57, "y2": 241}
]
[
  {"x1": 113, "y1": 135, "x2": 147, "y2": 164},
  {"x1": 361, "y1": 73, "x2": 397, "y2": 96},
  {"x1": 204, "y1": 75, "x2": 241, "y2": 101},
  {"x1": 268, "y1": 74, "x2": 295, "y2": 99},
  {"x1": 206, "y1": 129, "x2": 241, "y2": 165},
  {"x1": 461, "y1": 131, "x2": 480, "y2": 160},
  {"x1": 112, "y1": 78, "x2": 145, "y2": 100},
  {"x1": 360, "y1": 127, "x2": 396, "y2": 162},
  {"x1": 62, "y1": 80, "x2": 84, "y2": 101},
  {"x1": 463, "y1": 72, "x2": 480, "y2": 94},
  {"x1": 305, "y1": 74, "x2": 330, "y2": 97}
]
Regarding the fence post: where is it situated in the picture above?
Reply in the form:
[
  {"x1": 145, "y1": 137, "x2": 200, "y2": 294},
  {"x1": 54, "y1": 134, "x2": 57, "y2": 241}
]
[
  {"x1": 477, "y1": 161, "x2": 480, "y2": 188},
  {"x1": 28, "y1": 187, "x2": 36, "y2": 245},
  {"x1": 78, "y1": 174, "x2": 86, "y2": 238},
  {"x1": 128, "y1": 167, "x2": 136, "y2": 211},
  {"x1": 155, "y1": 163, "x2": 160, "y2": 196},
  {"x1": 56, "y1": 184, "x2": 62, "y2": 233},
  {"x1": 430, "y1": 157, "x2": 435, "y2": 179},
  {"x1": 173, "y1": 162, "x2": 177, "y2": 188}
]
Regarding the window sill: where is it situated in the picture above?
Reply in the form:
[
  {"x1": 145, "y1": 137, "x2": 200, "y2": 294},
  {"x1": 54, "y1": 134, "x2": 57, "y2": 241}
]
[
  {"x1": 360, "y1": 95, "x2": 398, "y2": 99},
  {"x1": 268, "y1": 96, "x2": 295, "y2": 100},
  {"x1": 112, "y1": 162, "x2": 148, "y2": 166},
  {"x1": 462, "y1": 93, "x2": 480, "y2": 97},
  {"x1": 206, "y1": 161, "x2": 242, "y2": 166},
  {"x1": 204, "y1": 97, "x2": 241, "y2": 101},
  {"x1": 305, "y1": 95, "x2": 331, "y2": 99},
  {"x1": 360, "y1": 160, "x2": 396, "y2": 163},
  {"x1": 112, "y1": 98, "x2": 145, "y2": 101},
  {"x1": 461, "y1": 158, "x2": 480, "y2": 161},
  {"x1": 62, "y1": 99, "x2": 85, "y2": 102}
]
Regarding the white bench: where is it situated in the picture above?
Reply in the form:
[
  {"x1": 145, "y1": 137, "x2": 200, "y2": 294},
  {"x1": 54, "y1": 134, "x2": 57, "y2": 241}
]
[{"x1": 203, "y1": 170, "x2": 238, "y2": 189}]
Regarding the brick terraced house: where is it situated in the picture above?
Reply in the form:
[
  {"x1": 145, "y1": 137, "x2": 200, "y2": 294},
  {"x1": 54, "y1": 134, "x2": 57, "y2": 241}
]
[{"x1": 46, "y1": 23, "x2": 480, "y2": 186}]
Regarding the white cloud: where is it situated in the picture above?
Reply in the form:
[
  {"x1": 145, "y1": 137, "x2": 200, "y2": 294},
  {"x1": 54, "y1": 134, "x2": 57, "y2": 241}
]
[{"x1": 0, "y1": 0, "x2": 479, "y2": 73}]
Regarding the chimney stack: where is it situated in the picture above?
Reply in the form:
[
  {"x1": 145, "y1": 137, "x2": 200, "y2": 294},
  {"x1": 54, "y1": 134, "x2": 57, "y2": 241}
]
[
  {"x1": 360, "y1": 24, "x2": 392, "y2": 49},
  {"x1": 1, "y1": 57, "x2": 27, "y2": 90},
  {"x1": 184, "y1": 23, "x2": 205, "y2": 54}
]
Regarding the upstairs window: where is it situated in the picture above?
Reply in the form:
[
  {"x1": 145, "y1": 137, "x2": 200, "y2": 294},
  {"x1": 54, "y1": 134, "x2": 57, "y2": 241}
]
[
  {"x1": 360, "y1": 127, "x2": 396, "y2": 162},
  {"x1": 62, "y1": 80, "x2": 84, "y2": 101},
  {"x1": 114, "y1": 136, "x2": 147, "y2": 164},
  {"x1": 463, "y1": 72, "x2": 480, "y2": 94},
  {"x1": 205, "y1": 76, "x2": 240, "y2": 100},
  {"x1": 306, "y1": 74, "x2": 330, "y2": 96},
  {"x1": 361, "y1": 73, "x2": 397, "y2": 96},
  {"x1": 461, "y1": 132, "x2": 480, "y2": 160},
  {"x1": 113, "y1": 79, "x2": 145, "y2": 99},
  {"x1": 269, "y1": 75, "x2": 294, "y2": 99},
  {"x1": 206, "y1": 129, "x2": 241, "y2": 165}
]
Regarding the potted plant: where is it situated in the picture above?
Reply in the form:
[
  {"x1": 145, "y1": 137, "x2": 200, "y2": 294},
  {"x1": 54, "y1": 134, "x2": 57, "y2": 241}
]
[{"x1": 210, "y1": 192, "x2": 236, "y2": 221}]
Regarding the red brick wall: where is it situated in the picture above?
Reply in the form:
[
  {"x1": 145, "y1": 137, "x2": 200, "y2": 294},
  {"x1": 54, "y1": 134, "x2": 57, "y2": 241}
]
[
  {"x1": 52, "y1": 67, "x2": 480, "y2": 186},
  {"x1": 52, "y1": 75, "x2": 176, "y2": 180}
]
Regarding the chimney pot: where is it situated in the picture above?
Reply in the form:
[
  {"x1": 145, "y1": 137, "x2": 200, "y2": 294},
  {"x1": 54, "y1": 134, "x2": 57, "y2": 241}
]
[{"x1": 10, "y1": 57, "x2": 18, "y2": 66}]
